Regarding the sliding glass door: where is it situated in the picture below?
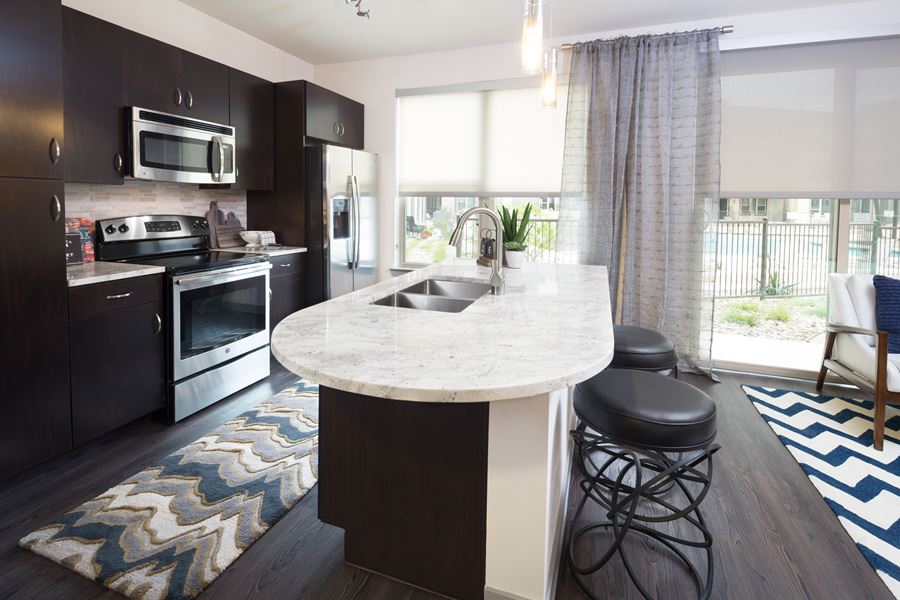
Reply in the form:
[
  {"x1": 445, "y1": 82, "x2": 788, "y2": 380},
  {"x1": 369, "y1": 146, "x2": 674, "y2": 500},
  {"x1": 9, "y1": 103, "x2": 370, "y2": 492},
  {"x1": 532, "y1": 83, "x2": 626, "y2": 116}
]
[{"x1": 711, "y1": 198, "x2": 897, "y2": 376}]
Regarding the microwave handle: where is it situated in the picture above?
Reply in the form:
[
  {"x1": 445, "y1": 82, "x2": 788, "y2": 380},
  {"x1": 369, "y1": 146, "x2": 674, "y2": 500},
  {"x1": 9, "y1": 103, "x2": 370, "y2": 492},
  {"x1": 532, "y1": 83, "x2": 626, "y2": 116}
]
[{"x1": 211, "y1": 136, "x2": 225, "y2": 182}]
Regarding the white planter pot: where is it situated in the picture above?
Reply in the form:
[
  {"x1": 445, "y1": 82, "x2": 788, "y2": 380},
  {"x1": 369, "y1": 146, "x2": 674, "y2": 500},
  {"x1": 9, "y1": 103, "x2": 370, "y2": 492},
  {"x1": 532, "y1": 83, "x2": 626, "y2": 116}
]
[{"x1": 504, "y1": 250, "x2": 525, "y2": 269}]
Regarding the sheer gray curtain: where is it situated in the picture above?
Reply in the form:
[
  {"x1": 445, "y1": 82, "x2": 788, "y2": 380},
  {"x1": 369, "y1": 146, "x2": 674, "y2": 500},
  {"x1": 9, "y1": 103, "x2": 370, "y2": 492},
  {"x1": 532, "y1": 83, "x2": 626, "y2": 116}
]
[{"x1": 557, "y1": 30, "x2": 721, "y2": 372}]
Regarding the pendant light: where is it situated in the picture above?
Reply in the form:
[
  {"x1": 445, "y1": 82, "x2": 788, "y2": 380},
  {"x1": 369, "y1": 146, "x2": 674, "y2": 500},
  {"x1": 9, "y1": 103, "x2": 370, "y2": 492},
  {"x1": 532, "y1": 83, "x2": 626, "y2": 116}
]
[
  {"x1": 521, "y1": 0, "x2": 543, "y2": 74},
  {"x1": 541, "y1": 47, "x2": 559, "y2": 108}
]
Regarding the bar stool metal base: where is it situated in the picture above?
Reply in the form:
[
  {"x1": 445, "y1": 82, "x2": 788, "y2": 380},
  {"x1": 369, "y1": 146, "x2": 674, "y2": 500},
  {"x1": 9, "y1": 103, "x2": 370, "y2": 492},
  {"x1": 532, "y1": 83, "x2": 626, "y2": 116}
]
[{"x1": 567, "y1": 424, "x2": 720, "y2": 600}]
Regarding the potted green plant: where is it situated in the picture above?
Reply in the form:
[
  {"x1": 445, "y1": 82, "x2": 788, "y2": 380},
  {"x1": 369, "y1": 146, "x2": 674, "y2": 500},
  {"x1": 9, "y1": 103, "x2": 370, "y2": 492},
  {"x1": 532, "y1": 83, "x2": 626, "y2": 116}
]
[{"x1": 498, "y1": 203, "x2": 533, "y2": 269}]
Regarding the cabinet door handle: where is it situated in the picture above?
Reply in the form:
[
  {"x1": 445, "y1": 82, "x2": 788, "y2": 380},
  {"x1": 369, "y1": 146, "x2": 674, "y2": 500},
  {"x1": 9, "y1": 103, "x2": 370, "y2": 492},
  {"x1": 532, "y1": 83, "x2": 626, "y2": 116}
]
[
  {"x1": 268, "y1": 288, "x2": 273, "y2": 301},
  {"x1": 174, "y1": 87, "x2": 183, "y2": 106},
  {"x1": 114, "y1": 152, "x2": 123, "y2": 174},
  {"x1": 333, "y1": 122, "x2": 340, "y2": 136},
  {"x1": 49, "y1": 194, "x2": 61, "y2": 222},
  {"x1": 153, "y1": 312, "x2": 162, "y2": 335},
  {"x1": 49, "y1": 137, "x2": 61, "y2": 164},
  {"x1": 106, "y1": 292, "x2": 131, "y2": 300},
  {"x1": 185, "y1": 90, "x2": 193, "y2": 109},
  {"x1": 339, "y1": 123, "x2": 345, "y2": 137},
  {"x1": 280, "y1": 263, "x2": 292, "y2": 268}
]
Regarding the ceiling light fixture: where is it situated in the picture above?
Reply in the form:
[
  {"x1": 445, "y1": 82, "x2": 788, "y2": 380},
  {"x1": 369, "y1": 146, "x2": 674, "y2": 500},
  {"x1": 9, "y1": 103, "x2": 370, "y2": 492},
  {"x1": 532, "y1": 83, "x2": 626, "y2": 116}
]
[
  {"x1": 346, "y1": 0, "x2": 370, "y2": 19},
  {"x1": 521, "y1": 0, "x2": 543, "y2": 74},
  {"x1": 541, "y1": 48, "x2": 559, "y2": 108},
  {"x1": 539, "y1": 0, "x2": 557, "y2": 108}
]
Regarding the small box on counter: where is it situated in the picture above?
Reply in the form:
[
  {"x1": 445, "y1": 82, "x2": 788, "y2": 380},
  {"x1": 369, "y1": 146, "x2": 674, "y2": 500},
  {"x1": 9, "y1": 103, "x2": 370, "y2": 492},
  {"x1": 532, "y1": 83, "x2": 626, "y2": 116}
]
[
  {"x1": 65, "y1": 233, "x2": 83, "y2": 265},
  {"x1": 65, "y1": 217, "x2": 94, "y2": 263}
]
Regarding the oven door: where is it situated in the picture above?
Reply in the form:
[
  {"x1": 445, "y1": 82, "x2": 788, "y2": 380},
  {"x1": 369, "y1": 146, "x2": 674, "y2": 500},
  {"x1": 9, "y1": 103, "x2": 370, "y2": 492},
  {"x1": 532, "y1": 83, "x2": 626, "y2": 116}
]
[
  {"x1": 172, "y1": 263, "x2": 270, "y2": 381},
  {"x1": 130, "y1": 108, "x2": 236, "y2": 185}
]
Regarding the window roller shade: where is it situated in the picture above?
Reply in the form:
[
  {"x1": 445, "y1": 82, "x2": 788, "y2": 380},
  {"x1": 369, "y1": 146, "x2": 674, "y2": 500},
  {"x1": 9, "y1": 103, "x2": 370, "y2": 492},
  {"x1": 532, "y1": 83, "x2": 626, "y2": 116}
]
[
  {"x1": 398, "y1": 86, "x2": 567, "y2": 195},
  {"x1": 721, "y1": 36, "x2": 900, "y2": 198}
]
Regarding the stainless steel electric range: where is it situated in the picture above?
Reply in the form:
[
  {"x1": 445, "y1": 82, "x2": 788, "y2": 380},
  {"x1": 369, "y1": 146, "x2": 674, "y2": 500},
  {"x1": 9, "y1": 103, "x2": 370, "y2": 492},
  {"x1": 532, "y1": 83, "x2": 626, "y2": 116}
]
[{"x1": 95, "y1": 215, "x2": 271, "y2": 422}]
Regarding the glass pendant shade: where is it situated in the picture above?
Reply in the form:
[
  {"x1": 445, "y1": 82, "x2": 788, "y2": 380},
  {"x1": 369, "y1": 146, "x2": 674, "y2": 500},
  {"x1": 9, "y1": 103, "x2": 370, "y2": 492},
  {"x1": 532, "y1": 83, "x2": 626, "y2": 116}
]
[
  {"x1": 541, "y1": 48, "x2": 559, "y2": 108},
  {"x1": 521, "y1": 0, "x2": 543, "y2": 74}
]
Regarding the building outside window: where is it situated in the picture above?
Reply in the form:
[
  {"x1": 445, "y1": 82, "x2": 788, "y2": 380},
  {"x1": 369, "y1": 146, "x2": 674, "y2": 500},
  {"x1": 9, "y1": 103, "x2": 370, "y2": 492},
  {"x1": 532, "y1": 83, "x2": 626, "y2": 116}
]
[{"x1": 754, "y1": 198, "x2": 767, "y2": 216}]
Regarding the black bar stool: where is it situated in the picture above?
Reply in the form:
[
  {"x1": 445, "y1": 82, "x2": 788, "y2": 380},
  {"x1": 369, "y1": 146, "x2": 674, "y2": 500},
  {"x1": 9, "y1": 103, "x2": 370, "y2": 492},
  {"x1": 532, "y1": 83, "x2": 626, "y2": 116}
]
[
  {"x1": 567, "y1": 369, "x2": 719, "y2": 600},
  {"x1": 611, "y1": 325, "x2": 679, "y2": 377}
]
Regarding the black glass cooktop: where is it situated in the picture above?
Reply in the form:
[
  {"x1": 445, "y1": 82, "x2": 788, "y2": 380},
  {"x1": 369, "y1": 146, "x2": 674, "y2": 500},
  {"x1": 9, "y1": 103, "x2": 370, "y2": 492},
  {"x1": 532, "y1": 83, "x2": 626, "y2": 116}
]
[{"x1": 117, "y1": 251, "x2": 267, "y2": 275}]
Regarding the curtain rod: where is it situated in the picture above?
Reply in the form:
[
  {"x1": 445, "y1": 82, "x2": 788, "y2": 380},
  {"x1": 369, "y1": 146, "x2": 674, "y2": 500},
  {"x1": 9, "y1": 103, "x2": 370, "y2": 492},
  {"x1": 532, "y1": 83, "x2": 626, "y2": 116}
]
[{"x1": 558, "y1": 25, "x2": 734, "y2": 50}]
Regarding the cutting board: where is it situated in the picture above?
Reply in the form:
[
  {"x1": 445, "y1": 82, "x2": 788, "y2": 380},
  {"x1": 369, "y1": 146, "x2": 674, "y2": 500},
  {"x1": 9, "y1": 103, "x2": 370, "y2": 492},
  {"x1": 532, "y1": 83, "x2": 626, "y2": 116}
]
[{"x1": 216, "y1": 225, "x2": 244, "y2": 248}]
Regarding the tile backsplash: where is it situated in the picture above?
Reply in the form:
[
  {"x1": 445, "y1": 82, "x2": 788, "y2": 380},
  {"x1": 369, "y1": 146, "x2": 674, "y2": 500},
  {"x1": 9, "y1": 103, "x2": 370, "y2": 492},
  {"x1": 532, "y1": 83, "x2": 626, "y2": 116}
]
[{"x1": 65, "y1": 181, "x2": 247, "y2": 226}]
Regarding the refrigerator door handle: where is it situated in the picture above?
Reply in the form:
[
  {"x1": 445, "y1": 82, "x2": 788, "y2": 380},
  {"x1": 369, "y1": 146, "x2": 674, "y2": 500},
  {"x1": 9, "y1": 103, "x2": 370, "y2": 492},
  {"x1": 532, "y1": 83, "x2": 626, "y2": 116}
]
[
  {"x1": 351, "y1": 175, "x2": 362, "y2": 270},
  {"x1": 345, "y1": 175, "x2": 355, "y2": 269}
]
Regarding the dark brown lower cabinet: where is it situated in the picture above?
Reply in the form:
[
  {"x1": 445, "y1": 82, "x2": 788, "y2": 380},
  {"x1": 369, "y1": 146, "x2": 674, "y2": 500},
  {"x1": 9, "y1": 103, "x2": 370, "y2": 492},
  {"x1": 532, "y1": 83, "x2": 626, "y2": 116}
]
[
  {"x1": 270, "y1": 254, "x2": 305, "y2": 328},
  {"x1": 69, "y1": 276, "x2": 165, "y2": 446},
  {"x1": 0, "y1": 178, "x2": 70, "y2": 480},
  {"x1": 318, "y1": 386, "x2": 489, "y2": 600}
]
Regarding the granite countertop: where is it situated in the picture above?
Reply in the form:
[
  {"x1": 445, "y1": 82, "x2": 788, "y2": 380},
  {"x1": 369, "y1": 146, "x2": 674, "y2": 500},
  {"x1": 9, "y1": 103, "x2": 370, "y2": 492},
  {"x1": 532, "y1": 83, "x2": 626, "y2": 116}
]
[
  {"x1": 215, "y1": 246, "x2": 308, "y2": 257},
  {"x1": 66, "y1": 261, "x2": 166, "y2": 287},
  {"x1": 271, "y1": 262, "x2": 614, "y2": 403}
]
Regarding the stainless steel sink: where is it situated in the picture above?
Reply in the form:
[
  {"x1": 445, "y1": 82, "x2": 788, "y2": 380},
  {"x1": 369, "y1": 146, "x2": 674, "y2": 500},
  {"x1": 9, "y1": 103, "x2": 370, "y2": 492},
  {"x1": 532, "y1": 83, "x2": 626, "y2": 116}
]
[
  {"x1": 372, "y1": 278, "x2": 491, "y2": 313},
  {"x1": 372, "y1": 292, "x2": 475, "y2": 313},
  {"x1": 398, "y1": 279, "x2": 492, "y2": 300}
]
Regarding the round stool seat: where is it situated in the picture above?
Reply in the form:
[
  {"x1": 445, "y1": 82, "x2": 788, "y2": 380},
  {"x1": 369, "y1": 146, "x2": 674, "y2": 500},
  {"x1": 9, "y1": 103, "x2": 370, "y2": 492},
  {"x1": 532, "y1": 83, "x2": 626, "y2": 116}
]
[
  {"x1": 611, "y1": 325, "x2": 678, "y2": 371},
  {"x1": 575, "y1": 369, "x2": 716, "y2": 451}
]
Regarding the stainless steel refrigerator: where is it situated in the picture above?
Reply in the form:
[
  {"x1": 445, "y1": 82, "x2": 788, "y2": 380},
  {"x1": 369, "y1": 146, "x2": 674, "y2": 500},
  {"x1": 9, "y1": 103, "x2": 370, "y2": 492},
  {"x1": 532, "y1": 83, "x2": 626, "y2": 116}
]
[{"x1": 306, "y1": 144, "x2": 379, "y2": 304}]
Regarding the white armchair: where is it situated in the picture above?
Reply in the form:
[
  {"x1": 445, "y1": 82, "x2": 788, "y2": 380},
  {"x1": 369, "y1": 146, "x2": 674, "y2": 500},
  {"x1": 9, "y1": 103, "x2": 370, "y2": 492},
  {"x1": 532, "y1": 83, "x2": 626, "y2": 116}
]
[{"x1": 816, "y1": 273, "x2": 898, "y2": 450}]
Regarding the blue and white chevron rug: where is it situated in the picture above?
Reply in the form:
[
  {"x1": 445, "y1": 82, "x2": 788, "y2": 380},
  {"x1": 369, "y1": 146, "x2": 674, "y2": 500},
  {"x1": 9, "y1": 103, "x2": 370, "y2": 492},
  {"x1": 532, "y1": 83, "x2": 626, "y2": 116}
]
[{"x1": 743, "y1": 386, "x2": 899, "y2": 598}]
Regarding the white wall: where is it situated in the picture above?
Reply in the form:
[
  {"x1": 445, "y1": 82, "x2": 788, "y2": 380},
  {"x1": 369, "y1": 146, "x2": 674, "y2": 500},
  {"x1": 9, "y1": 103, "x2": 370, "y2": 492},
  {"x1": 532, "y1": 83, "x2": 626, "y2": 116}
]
[
  {"x1": 62, "y1": 0, "x2": 314, "y2": 82},
  {"x1": 313, "y1": 0, "x2": 900, "y2": 280}
]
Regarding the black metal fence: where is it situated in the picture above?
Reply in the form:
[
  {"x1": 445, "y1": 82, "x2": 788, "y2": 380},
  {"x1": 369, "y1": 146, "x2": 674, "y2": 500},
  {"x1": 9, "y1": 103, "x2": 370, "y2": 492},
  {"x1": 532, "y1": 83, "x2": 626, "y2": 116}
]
[
  {"x1": 458, "y1": 216, "x2": 900, "y2": 297},
  {"x1": 713, "y1": 220, "x2": 831, "y2": 298},
  {"x1": 848, "y1": 222, "x2": 900, "y2": 279},
  {"x1": 713, "y1": 219, "x2": 900, "y2": 298}
]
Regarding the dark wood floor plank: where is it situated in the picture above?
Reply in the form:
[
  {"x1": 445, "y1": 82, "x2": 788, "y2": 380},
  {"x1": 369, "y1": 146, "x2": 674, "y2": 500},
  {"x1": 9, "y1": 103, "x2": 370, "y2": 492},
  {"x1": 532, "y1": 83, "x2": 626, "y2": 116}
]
[{"x1": 0, "y1": 363, "x2": 892, "y2": 600}]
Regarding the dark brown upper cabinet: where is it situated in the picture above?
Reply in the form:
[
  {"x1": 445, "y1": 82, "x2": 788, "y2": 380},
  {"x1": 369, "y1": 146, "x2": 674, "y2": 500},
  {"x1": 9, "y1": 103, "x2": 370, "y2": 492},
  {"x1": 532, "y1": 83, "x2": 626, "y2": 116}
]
[
  {"x1": 123, "y1": 30, "x2": 229, "y2": 124},
  {"x1": 123, "y1": 30, "x2": 183, "y2": 116},
  {"x1": 181, "y1": 51, "x2": 229, "y2": 124},
  {"x1": 229, "y1": 69, "x2": 274, "y2": 190},
  {"x1": 63, "y1": 7, "x2": 125, "y2": 185},
  {"x1": 0, "y1": 179, "x2": 71, "y2": 480},
  {"x1": 0, "y1": 0, "x2": 64, "y2": 180},
  {"x1": 304, "y1": 81, "x2": 364, "y2": 149}
]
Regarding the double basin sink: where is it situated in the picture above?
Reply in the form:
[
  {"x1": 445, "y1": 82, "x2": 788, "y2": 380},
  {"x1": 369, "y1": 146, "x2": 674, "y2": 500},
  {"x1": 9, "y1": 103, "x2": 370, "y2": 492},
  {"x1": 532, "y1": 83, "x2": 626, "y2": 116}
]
[{"x1": 372, "y1": 278, "x2": 492, "y2": 313}]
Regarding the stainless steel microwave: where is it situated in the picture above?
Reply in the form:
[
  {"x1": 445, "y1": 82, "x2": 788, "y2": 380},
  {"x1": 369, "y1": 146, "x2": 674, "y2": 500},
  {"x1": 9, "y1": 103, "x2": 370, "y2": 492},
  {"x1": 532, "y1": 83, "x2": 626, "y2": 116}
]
[{"x1": 127, "y1": 107, "x2": 236, "y2": 185}]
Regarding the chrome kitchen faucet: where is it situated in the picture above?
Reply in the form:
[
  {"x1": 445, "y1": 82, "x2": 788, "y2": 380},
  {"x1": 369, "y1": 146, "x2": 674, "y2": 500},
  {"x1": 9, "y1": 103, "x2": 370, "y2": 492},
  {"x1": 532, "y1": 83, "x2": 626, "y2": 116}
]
[{"x1": 448, "y1": 207, "x2": 504, "y2": 294}]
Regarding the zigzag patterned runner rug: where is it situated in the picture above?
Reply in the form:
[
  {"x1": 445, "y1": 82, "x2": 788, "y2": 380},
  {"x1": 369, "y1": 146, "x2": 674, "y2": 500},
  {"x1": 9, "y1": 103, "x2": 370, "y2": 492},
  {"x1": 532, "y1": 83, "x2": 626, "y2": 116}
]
[
  {"x1": 20, "y1": 380, "x2": 319, "y2": 600},
  {"x1": 743, "y1": 386, "x2": 899, "y2": 598}
]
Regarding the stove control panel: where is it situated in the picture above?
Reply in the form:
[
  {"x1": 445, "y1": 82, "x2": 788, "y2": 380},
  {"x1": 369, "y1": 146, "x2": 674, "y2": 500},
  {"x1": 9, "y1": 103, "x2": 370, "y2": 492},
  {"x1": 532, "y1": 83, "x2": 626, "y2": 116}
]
[
  {"x1": 145, "y1": 221, "x2": 182, "y2": 233},
  {"x1": 95, "y1": 215, "x2": 209, "y2": 243}
]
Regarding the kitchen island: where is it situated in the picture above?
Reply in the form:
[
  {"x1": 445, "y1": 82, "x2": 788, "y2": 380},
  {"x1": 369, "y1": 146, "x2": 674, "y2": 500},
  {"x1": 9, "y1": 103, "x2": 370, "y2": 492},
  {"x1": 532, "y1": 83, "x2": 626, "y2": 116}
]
[{"x1": 271, "y1": 262, "x2": 613, "y2": 600}]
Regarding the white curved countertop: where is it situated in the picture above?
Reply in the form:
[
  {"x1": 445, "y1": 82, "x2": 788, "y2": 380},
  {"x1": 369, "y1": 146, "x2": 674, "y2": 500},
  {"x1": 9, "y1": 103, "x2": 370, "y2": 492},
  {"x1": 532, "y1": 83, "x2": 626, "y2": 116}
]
[{"x1": 271, "y1": 262, "x2": 614, "y2": 402}]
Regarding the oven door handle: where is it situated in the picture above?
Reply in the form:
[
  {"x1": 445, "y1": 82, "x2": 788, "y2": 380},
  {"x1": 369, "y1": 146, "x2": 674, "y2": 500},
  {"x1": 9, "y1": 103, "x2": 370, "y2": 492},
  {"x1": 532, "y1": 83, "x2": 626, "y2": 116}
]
[{"x1": 174, "y1": 263, "x2": 271, "y2": 288}]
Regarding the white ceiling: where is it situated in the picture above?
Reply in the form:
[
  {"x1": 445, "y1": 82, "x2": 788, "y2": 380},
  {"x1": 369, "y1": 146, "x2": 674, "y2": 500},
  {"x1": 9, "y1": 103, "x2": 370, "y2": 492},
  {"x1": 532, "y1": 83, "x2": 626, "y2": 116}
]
[{"x1": 180, "y1": 0, "x2": 866, "y2": 65}]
